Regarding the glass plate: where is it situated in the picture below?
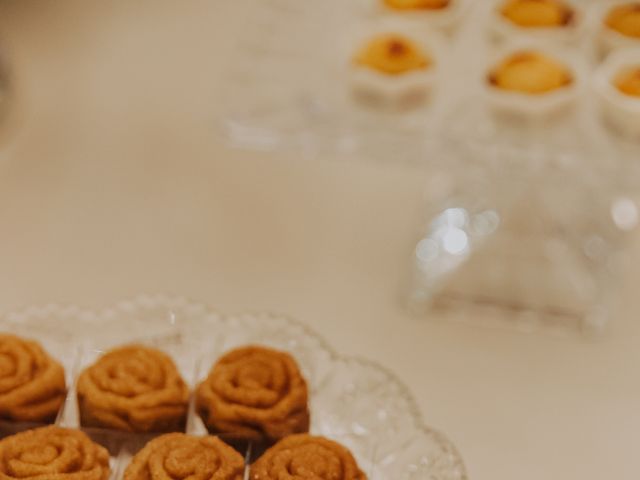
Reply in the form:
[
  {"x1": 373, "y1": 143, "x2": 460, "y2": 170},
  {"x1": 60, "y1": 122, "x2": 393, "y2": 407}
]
[{"x1": 0, "y1": 294, "x2": 467, "y2": 480}]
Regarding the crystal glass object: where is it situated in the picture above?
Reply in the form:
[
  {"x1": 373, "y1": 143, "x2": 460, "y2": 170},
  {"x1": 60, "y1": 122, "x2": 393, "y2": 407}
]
[{"x1": 406, "y1": 139, "x2": 633, "y2": 336}]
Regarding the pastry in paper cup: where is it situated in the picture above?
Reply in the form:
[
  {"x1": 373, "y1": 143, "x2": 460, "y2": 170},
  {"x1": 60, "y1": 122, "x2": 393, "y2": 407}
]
[
  {"x1": 594, "y1": 48, "x2": 640, "y2": 138},
  {"x1": 489, "y1": 0, "x2": 584, "y2": 43},
  {"x1": 484, "y1": 42, "x2": 581, "y2": 117},
  {"x1": 378, "y1": 0, "x2": 468, "y2": 30},
  {"x1": 597, "y1": 1, "x2": 640, "y2": 55},
  {"x1": 349, "y1": 20, "x2": 441, "y2": 109}
]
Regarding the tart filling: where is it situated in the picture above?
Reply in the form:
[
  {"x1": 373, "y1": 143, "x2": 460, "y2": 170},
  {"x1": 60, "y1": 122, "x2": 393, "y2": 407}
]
[
  {"x1": 383, "y1": 0, "x2": 451, "y2": 11},
  {"x1": 488, "y1": 51, "x2": 573, "y2": 94},
  {"x1": 354, "y1": 34, "x2": 432, "y2": 75},
  {"x1": 605, "y1": 3, "x2": 640, "y2": 39},
  {"x1": 500, "y1": 0, "x2": 574, "y2": 28},
  {"x1": 614, "y1": 66, "x2": 640, "y2": 97}
]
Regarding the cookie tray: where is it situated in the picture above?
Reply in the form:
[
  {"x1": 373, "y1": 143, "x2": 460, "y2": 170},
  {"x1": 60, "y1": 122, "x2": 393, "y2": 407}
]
[{"x1": 0, "y1": 295, "x2": 467, "y2": 480}]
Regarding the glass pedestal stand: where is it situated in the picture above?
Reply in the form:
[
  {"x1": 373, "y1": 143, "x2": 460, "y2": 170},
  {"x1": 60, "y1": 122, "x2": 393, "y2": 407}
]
[{"x1": 406, "y1": 136, "x2": 632, "y2": 337}]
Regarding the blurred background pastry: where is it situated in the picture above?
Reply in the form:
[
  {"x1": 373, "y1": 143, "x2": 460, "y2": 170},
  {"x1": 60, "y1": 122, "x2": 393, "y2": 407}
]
[
  {"x1": 485, "y1": 46, "x2": 580, "y2": 117},
  {"x1": 351, "y1": 32, "x2": 436, "y2": 109},
  {"x1": 490, "y1": 0, "x2": 582, "y2": 43},
  {"x1": 594, "y1": 48, "x2": 640, "y2": 138},
  {"x1": 599, "y1": 1, "x2": 640, "y2": 55}
]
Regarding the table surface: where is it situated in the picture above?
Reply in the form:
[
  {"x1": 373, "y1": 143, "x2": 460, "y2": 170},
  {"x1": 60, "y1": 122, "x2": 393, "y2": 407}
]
[{"x1": 0, "y1": 2, "x2": 638, "y2": 479}]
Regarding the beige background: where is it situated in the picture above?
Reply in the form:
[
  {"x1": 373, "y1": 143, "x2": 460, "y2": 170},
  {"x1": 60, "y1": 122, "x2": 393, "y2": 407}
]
[{"x1": 0, "y1": 1, "x2": 638, "y2": 478}]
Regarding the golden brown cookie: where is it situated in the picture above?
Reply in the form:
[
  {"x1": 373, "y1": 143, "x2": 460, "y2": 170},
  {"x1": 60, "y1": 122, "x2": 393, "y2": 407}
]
[
  {"x1": 500, "y1": 0, "x2": 574, "y2": 28},
  {"x1": 124, "y1": 433, "x2": 244, "y2": 480},
  {"x1": 250, "y1": 434, "x2": 367, "y2": 480},
  {"x1": 0, "y1": 426, "x2": 110, "y2": 480},
  {"x1": 615, "y1": 67, "x2": 640, "y2": 97},
  {"x1": 605, "y1": 3, "x2": 640, "y2": 39},
  {"x1": 77, "y1": 345, "x2": 189, "y2": 433},
  {"x1": 355, "y1": 34, "x2": 431, "y2": 76},
  {"x1": 0, "y1": 334, "x2": 66, "y2": 423},
  {"x1": 384, "y1": 0, "x2": 450, "y2": 10},
  {"x1": 488, "y1": 51, "x2": 573, "y2": 94},
  {"x1": 195, "y1": 345, "x2": 310, "y2": 446}
]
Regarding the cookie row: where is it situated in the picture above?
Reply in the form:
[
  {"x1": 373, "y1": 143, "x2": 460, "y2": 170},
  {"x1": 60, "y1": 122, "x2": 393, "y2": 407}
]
[
  {"x1": 0, "y1": 334, "x2": 309, "y2": 447},
  {"x1": 0, "y1": 427, "x2": 366, "y2": 480}
]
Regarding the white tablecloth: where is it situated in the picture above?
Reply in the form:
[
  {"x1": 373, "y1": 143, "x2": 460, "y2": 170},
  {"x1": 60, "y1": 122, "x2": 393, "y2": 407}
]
[{"x1": 0, "y1": 2, "x2": 638, "y2": 479}]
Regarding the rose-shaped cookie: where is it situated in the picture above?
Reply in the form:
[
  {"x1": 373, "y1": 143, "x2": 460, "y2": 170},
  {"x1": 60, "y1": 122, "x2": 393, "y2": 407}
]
[
  {"x1": 124, "y1": 433, "x2": 245, "y2": 480},
  {"x1": 250, "y1": 434, "x2": 367, "y2": 480},
  {"x1": 195, "y1": 345, "x2": 310, "y2": 446},
  {"x1": 0, "y1": 334, "x2": 66, "y2": 423},
  {"x1": 0, "y1": 426, "x2": 110, "y2": 480},
  {"x1": 77, "y1": 345, "x2": 189, "y2": 433}
]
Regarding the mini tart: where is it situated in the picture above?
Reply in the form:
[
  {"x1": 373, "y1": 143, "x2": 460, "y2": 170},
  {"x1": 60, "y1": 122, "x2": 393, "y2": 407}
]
[
  {"x1": 490, "y1": 0, "x2": 582, "y2": 43},
  {"x1": 599, "y1": 2, "x2": 640, "y2": 54},
  {"x1": 500, "y1": 0, "x2": 574, "y2": 28},
  {"x1": 383, "y1": 0, "x2": 450, "y2": 10},
  {"x1": 354, "y1": 33, "x2": 432, "y2": 75},
  {"x1": 594, "y1": 49, "x2": 640, "y2": 138},
  {"x1": 488, "y1": 51, "x2": 572, "y2": 94},
  {"x1": 350, "y1": 33, "x2": 436, "y2": 109},
  {"x1": 605, "y1": 3, "x2": 640, "y2": 39},
  {"x1": 485, "y1": 48, "x2": 579, "y2": 117},
  {"x1": 615, "y1": 66, "x2": 640, "y2": 96},
  {"x1": 378, "y1": 0, "x2": 465, "y2": 30}
]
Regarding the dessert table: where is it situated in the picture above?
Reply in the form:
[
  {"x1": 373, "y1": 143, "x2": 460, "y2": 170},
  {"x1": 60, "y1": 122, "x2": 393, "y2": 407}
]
[{"x1": 0, "y1": 1, "x2": 638, "y2": 479}]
